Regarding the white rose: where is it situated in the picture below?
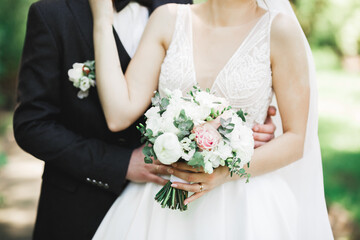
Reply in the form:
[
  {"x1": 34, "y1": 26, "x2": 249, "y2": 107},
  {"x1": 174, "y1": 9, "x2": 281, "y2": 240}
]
[
  {"x1": 214, "y1": 140, "x2": 233, "y2": 160},
  {"x1": 79, "y1": 76, "x2": 91, "y2": 92},
  {"x1": 77, "y1": 90, "x2": 89, "y2": 99},
  {"x1": 182, "y1": 148, "x2": 195, "y2": 161},
  {"x1": 229, "y1": 120, "x2": 254, "y2": 165},
  {"x1": 185, "y1": 102, "x2": 210, "y2": 124},
  {"x1": 146, "y1": 119, "x2": 162, "y2": 136},
  {"x1": 153, "y1": 133, "x2": 182, "y2": 165},
  {"x1": 68, "y1": 63, "x2": 84, "y2": 87},
  {"x1": 171, "y1": 89, "x2": 183, "y2": 100},
  {"x1": 161, "y1": 104, "x2": 181, "y2": 134},
  {"x1": 180, "y1": 137, "x2": 192, "y2": 152},
  {"x1": 162, "y1": 88, "x2": 172, "y2": 97},
  {"x1": 202, "y1": 150, "x2": 220, "y2": 168},
  {"x1": 195, "y1": 92, "x2": 214, "y2": 109},
  {"x1": 204, "y1": 161, "x2": 214, "y2": 174},
  {"x1": 145, "y1": 106, "x2": 162, "y2": 136},
  {"x1": 180, "y1": 138, "x2": 195, "y2": 161},
  {"x1": 145, "y1": 106, "x2": 161, "y2": 120}
]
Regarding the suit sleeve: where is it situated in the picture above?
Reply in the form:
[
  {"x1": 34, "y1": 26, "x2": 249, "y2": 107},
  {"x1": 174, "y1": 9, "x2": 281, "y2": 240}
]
[{"x1": 13, "y1": 3, "x2": 131, "y2": 195}]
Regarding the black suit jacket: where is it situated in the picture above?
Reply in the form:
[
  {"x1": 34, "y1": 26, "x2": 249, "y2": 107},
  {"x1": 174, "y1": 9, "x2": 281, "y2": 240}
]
[{"x1": 13, "y1": 0, "x2": 192, "y2": 239}]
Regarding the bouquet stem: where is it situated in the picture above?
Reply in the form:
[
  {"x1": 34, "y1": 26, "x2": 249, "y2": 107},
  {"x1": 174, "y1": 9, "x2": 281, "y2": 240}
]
[{"x1": 155, "y1": 181, "x2": 188, "y2": 211}]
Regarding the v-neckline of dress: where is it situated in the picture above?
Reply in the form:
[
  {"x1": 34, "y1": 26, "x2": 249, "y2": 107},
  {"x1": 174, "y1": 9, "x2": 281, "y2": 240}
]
[{"x1": 188, "y1": 5, "x2": 269, "y2": 92}]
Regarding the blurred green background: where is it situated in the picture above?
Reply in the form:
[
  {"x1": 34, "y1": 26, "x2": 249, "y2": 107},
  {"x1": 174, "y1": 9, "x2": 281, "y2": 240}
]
[{"x1": 0, "y1": 0, "x2": 359, "y2": 239}]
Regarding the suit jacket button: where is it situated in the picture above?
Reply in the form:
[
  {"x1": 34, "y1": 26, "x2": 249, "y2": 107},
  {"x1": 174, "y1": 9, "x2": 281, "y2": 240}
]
[
  {"x1": 86, "y1": 178, "x2": 91, "y2": 182},
  {"x1": 98, "y1": 181, "x2": 104, "y2": 187},
  {"x1": 92, "y1": 180, "x2": 97, "y2": 185},
  {"x1": 104, "y1": 183, "x2": 109, "y2": 189}
]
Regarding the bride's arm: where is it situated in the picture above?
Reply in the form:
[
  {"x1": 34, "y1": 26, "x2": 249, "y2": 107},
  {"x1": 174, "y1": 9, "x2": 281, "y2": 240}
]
[
  {"x1": 244, "y1": 13, "x2": 310, "y2": 176},
  {"x1": 170, "y1": 14, "x2": 311, "y2": 204},
  {"x1": 89, "y1": 0, "x2": 175, "y2": 131}
]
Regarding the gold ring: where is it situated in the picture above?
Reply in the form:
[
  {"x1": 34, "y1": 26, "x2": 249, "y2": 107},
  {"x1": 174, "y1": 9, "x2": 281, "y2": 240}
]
[{"x1": 199, "y1": 183, "x2": 204, "y2": 192}]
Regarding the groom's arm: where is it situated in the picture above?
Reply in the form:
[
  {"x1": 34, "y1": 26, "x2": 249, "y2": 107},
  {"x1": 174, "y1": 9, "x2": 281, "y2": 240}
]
[{"x1": 13, "y1": 3, "x2": 162, "y2": 195}]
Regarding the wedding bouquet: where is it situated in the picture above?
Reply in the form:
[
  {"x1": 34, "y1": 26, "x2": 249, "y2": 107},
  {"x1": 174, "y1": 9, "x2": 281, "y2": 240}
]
[{"x1": 137, "y1": 86, "x2": 254, "y2": 211}]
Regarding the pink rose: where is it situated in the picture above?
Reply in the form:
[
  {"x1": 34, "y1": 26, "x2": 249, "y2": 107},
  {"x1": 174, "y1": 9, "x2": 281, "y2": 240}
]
[{"x1": 193, "y1": 124, "x2": 221, "y2": 151}]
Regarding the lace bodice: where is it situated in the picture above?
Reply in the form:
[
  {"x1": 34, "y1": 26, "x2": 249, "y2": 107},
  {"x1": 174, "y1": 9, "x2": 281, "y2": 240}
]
[{"x1": 159, "y1": 5, "x2": 278, "y2": 127}]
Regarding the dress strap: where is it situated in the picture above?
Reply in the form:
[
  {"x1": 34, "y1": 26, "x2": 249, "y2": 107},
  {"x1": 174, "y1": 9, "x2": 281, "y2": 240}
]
[{"x1": 171, "y1": 4, "x2": 191, "y2": 44}]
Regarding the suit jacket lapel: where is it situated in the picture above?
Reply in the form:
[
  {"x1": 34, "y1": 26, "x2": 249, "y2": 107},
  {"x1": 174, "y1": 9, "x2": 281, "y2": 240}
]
[
  {"x1": 66, "y1": 0, "x2": 131, "y2": 71},
  {"x1": 66, "y1": 0, "x2": 94, "y2": 52},
  {"x1": 112, "y1": 28, "x2": 131, "y2": 71}
]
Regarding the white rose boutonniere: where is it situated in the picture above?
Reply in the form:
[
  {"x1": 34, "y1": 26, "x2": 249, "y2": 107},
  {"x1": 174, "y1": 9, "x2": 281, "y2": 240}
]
[{"x1": 68, "y1": 60, "x2": 96, "y2": 99}]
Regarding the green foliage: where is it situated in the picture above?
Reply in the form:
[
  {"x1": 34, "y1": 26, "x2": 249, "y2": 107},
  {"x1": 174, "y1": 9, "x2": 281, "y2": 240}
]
[
  {"x1": 137, "y1": 123, "x2": 158, "y2": 163},
  {"x1": 294, "y1": 0, "x2": 360, "y2": 56},
  {"x1": 155, "y1": 181, "x2": 188, "y2": 211},
  {"x1": 317, "y1": 68, "x2": 360, "y2": 227},
  {"x1": 0, "y1": 152, "x2": 7, "y2": 168},
  {"x1": 188, "y1": 152, "x2": 205, "y2": 168},
  {"x1": 236, "y1": 109, "x2": 247, "y2": 122},
  {"x1": 174, "y1": 109, "x2": 194, "y2": 139},
  {"x1": 312, "y1": 47, "x2": 342, "y2": 70},
  {"x1": 0, "y1": 0, "x2": 37, "y2": 108},
  {"x1": 218, "y1": 117, "x2": 234, "y2": 138},
  {"x1": 151, "y1": 92, "x2": 170, "y2": 115}
]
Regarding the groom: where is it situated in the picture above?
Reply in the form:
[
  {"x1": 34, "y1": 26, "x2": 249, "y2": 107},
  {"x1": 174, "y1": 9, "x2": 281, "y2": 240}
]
[{"x1": 13, "y1": 0, "x2": 276, "y2": 239}]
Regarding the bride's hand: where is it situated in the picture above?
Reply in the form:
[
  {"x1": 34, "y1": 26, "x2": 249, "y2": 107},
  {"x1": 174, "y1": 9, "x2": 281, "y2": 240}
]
[
  {"x1": 88, "y1": 0, "x2": 114, "y2": 25},
  {"x1": 168, "y1": 163, "x2": 234, "y2": 205}
]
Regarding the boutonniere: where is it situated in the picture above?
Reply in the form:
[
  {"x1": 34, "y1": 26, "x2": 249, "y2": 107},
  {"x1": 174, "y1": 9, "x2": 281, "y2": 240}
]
[{"x1": 68, "y1": 60, "x2": 96, "y2": 99}]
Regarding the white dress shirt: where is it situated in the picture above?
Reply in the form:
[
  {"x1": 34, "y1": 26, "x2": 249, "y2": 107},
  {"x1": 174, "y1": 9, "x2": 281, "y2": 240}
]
[{"x1": 113, "y1": 2, "x2": 149, "y2": 58}]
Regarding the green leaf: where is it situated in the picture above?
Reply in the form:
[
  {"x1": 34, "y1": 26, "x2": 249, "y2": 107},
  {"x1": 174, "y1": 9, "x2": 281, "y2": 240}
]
[
  {"x1": 174, "y1": 110, "x2": 194, "y2": 138},
  {"x1": 160, "y1": 98, "x2": 170, "y2": 110},
  {"x1": 0, "y1": 152, "x2": 7, "y2": 168},
  {"x1": 145, "y1": 129, "x2": 153, "y2": 138},
  {"x1": 189, "y1": 141, "x2": 197, "y2": 149},
  {"x1": 151, "y1": 92, "x2": 161, "y2": 107},
  {"x1": 236, "y1": 109, "x2": 247, "y2": 122},
  {"x1": 189, "y1": 133, "x2": 196, "y2": 140},
  {"x1": 142, "y1": 145, "x2": 153, "y2": 157},
  {"x1": 188, "y1": 152, "x2": 205, "y2": 168},
  {"x1": 144, "y1": 156, "x2": 153, "y2": 164}
]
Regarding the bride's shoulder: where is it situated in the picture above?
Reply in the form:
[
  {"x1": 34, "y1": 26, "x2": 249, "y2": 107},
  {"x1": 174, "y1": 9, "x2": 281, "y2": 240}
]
[
  {"x1": 270, "y1": 13, "x2": 305, "y2": 50},
  {"x1": 148, "y1": 4, "x2": 179, "y2": 31},
  {"x1": 145, "y1": 4, "x2": 180, "y2": 44},
  {"x1": 150, "y1": 3, "x2": 179, "y2": 22}
]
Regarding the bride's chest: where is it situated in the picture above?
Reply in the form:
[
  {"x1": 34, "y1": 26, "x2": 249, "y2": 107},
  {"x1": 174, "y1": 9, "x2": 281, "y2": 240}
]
[{"x1": 159, "y1": 36, "x2": 272, "y2": 97}]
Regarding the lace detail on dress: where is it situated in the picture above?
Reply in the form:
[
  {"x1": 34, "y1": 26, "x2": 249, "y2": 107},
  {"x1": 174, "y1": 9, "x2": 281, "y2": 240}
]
[
  {"x1": 159, "y1": 4, "x2": 279, "y2": 127},
  {"x1": 158, "y1": 5, "x2": 194, "y2": 97}
]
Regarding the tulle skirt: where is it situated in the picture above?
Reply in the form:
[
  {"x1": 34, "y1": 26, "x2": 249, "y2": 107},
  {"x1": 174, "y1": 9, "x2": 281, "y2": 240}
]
[{"x1": 93, "y1": 172, "x2": 299, "y2": 240}]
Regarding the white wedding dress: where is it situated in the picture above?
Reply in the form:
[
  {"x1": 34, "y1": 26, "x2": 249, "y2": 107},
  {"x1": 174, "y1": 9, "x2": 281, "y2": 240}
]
[{"x1": 93, "y1": 2, "x2": 333, "y2": 240}]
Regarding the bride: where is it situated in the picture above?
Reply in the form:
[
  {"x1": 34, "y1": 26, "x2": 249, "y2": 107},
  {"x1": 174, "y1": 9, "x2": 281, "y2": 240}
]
[{"x1": 90, "y1": 0, "x2": 333, "y2": 239}]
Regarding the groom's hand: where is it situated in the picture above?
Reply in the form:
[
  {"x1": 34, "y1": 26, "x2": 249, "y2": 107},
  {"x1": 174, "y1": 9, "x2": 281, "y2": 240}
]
[
  {"x1": 252, "y1": 106, "x2": 277, "y2": 148},
  {"x1": 126, "y1": 145, "x2": 170, "y2": 186}
]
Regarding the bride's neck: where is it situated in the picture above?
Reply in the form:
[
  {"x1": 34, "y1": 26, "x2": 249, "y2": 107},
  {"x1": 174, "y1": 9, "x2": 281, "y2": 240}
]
[{"x1": 202, "y1": 0, "x2": 259, "y2": 27}]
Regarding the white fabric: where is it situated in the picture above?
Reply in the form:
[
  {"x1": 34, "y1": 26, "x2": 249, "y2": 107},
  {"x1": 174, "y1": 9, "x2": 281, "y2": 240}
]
[
  {"x1": 113, "y1": 2, "x2": 149, "y2": 58},
  {"x1": 256, "y1": 0, "x2": 334, "y2": 239},
  {"x1": 158, "y1": 7, "x2": 273, "y2": 128},
  {"x1": 94, "y1": 2, "x2": 333, "y2": 240}
]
